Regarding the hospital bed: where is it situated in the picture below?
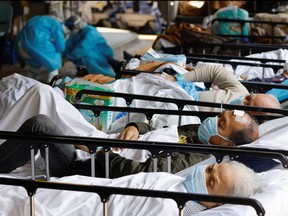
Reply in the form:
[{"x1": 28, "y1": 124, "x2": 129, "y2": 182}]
[
  {"x1": 1, "y1": 92, "x2": 288, "y2": 216},
  {"x1": 1, "y1": 75, "x2": 288, "y2": 215},
  {"x1": 0, "y1": 131, "x2": 279, "y2": 216},
  {"x1": 160, "y1": 29, "x2": 288, "y2": 57},
  {"x1": 211, "y1": 18, "x2": 288, "y2": 44},
  {"x1": 73, "y1": 89, "x2": 288, "y2": 123}
]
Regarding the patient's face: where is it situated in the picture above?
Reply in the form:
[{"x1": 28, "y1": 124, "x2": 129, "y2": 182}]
[
  {"x1": 209, "y1": 110, "x2": 257, "y2": 146},
  {"x1": 201, "y1": 163, "x2": 233, "y2": 208}
]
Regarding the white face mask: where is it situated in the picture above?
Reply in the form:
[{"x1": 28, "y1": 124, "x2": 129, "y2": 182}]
[
  {"x1": 230, "y1": 96, "x2": 244, "y2": 105},
  {"x1": 198, "y1": 116, "x2": 232, "y2": 144},
  {"x1": 183, "y1": 165, "x2": 209, "y2": 194}
]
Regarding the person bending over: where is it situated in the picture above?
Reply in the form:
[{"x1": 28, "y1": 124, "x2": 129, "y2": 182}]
[{"x1": 63, "y1": 15, "x2": 115, "y2": 77}]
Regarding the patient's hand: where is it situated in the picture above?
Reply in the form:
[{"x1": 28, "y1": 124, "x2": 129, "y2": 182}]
[
  {"x1": 118, "y1": 125, "x2": 139, "y2": 140},
  {"x1": 82, "y1": 74, "x2": 115, "y2": 84},
  {"x1": 74, "y1": 144, "x2": 89, "y2": 153},
  {"x1": 155, "y1": 73, "x2": 176, "y2": 81}
]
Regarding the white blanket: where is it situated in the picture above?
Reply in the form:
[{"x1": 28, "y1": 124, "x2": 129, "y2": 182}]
[
  {"x1": 0, "y1": 73, "x2": 40, "y2": 120},
  {"x1": 0, "y1": 73, "x2": 200, "y2": 134},
  {"x1": 0, "y1": 166, "x2": 287, "y2": 216},
  {"x1": 102, "y1": 73, "x2": 200, "y2": 131},
  {"x1": 195, "y1": 49, "x2": 288, "y2": 79},
  {"x1": 0, "y1": 172, "x2": 186, "y2": 216}
]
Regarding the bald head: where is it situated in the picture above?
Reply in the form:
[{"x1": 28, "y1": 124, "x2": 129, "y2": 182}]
[{"x1": 244, "y1": 93, "x2": 280, "y2": 109}]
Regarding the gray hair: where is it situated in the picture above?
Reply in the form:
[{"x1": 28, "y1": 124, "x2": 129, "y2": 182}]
[{"x1": 228, "y1": 161, "x2": 263, "y2": 197}]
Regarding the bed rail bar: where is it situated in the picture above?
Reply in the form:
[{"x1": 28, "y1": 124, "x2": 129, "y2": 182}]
[
  {"x1": 181, "y1": 41, "x2": 288, "y2": 56},
  {"x1": 74, "y1": 104, "x2": 283, "y2": 123},
  {"x1": 186, "y1": 56, "x2": 283, "y2": 75},
  {"x1": 0, "y1": 131, "x2": 287, "y2": 175},
  {"x1": 0, "y1": 177, "x2": 266, "y2": 216},
  {"x1": 75, "y1": 90, "x2": 288, "y2": 114},
  {"x1": 74, "y1": 90, "x2": 288, "y2": 120},
  {"x1": 212, "y1": 18, "x2": 288, "y2": 43},
  {"x1": 240, "y1": 80, "x2": 288, "y2": 92},
  {"x1": 187, "y1": 53, "x2": 286, "y2": 64}
]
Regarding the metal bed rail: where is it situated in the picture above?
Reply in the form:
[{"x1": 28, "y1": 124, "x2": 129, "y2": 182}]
[
  {"x1": 187, "y1": 53, "x2": 286, "y2": 64},
  {"x1": 186, "y1": 56, "x2": 283, "y2": 75},
  {"x1": 211, "y1": 18, "x2": 288, "y2": 43},
  {"x1": 181, "y1": 41, "x2": 288, "y2": 56},
  {"x1": 240, "y1": 80, "x2": 288, "y2": 93},
  {"x1": 74, "y1": 90, "x2": 288, "y2": 122},
  {"x1": 0, "y1": 176, "x2": 265, "y2": 216},
  {"x1": 115, "y1": 68, "x2": 288, "y2": 101},
  {"x1": 1, "y1": 123, "x2": 287, "y2": 184},
  {"x1": 0, "y1": 131, "x2": 287, "y2": 177}
]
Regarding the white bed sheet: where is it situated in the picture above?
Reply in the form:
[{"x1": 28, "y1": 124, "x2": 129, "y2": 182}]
[
  {"x1": 0, "y1": 73, "x2": 40, "y2": 120},
  {"x1": 1, "y1": 73, "x2": 288, "y2": 215},
  {"x1": 0, "y1": 172, "x2": 185, "y2": 216},
  {"x1": 2, "y1": 114, "x2": 288, "y2": 215},
  {"x1": 0, "y1": 164, "x2": 287, "y2": 216},
  {"x1": 0, "y1": 73, "x2": 200, "y2": 134},
  {"x1": 194, "y1": 49, "x2": 288, "y2": 79}
]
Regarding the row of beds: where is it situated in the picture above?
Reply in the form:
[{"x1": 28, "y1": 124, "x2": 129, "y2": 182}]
[{"x1": 1, "y1": 42, "x2": 288, "y2": 216}]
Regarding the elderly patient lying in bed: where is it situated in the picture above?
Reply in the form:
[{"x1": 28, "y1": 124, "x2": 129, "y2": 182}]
[
  {"x1": 0, "y1": 83, "x2": 261, "y2": 177},
  {"x1": 0, "y1": 115, "x2": 262, "y2": 214}
]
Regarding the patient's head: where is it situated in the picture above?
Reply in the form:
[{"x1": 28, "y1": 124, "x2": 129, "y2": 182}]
[
  {"x1": 198, "y1": 110, "x2": 259, "y2": 146},
  {"x1": 184, "y1": 161, "x2": 262, "y2": 208},
  {"x1": 231, "y1": 93, "x2": 280, "y2": 110},
  {"x1": 244, "y1": 93, "x2": 280, "y2": 109},
  {"x1": 64, "y1": 15, "x2": 87, "y2": 33}
]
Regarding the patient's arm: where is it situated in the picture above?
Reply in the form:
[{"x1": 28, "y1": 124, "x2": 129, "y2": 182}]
[
  {"x1": 74, "y1": 144, "x2": 89, "y2": 153},
  {"x1": 82, "y1": 74, "x2": 115, "y2": 84}
]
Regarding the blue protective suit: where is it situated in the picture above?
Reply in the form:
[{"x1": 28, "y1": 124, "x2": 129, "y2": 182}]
[
  {"x1": 14, "y1": 16, "x2": 65, "y2": 72},
  {"x1": 64, "y1": 25, "x2": 115, "y2": 77}
]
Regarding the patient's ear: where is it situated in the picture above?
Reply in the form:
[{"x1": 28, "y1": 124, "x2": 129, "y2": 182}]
[
  {"x1": 226, "y1": 141, "x2": 236, "y2": 147},
  {"x1": 209, "y1": 136, "x2": 235, "y2": 147},
  {"x1": 200, "y1": 201, "x2": 223, "y2": 208}
]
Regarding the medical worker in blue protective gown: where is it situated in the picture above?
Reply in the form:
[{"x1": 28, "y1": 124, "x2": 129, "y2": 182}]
[
  {"x1": 14, "y1": 15, "x2": 65, "y2": 82},
  {"x1": 63, "y1": 15, "x2": 115, "y2": 77}
]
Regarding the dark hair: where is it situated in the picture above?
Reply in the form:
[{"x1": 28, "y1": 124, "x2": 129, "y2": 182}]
[
  {"x1": 64, "y1": 15, "x2": 80, "y2": 30},
  {"x1": 230, "y1": 113, "x2": 259, "y2": 146}
]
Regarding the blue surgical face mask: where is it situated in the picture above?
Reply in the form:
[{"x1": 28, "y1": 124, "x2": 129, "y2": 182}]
[
  {"x1": 183, "y1": 165, "x2": 208, "y2": 194},
  {"x1": 198, "y1": 116, "x2": 231, "y2": 144},
  {"x1": 230, "y1": 96, "x2": 244, "y2": 105}
]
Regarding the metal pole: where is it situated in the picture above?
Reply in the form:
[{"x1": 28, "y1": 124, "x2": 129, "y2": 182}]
[
  {"x1": 30, "y1": 148, "x2": 35, "y2": 181},
  {"x1": 103, "y1": 201, "x2": 108, "y2": 216},
  {"x1": 29, "y1": 194, "x2": 35, "y2": 216},
  {"x1": 45, "y1": 146, "x2": 50, "y2": 181},
  {"x1": 91, "y1": 153, "x2": 96, "y2": 177},
  {"x1": 178, "y1": 116, "x2": 182, "y2": 127},
  {"x1": 126, "y1": 104, "x2": 131, "y2": 125},
  {"x1": 179, "y1": 208, "x2": 184, "y2": 216},
  {"x1": 105, "y1": 150, "x2": 109, "y2": 178},
  {"x1": 167, "y1": 1, "x2": 171, "y2": 28},
  {"x1": 153, "y1": 156, "x2": 157, "y2": 172},
  {"x1": 167, "y1": 154, "x2": 171, "y2": 173}
]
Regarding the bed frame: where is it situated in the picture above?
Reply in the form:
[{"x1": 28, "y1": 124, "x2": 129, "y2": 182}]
[
  {"x1": 0, "y1": 131, "x2": 269, "y2": 216},
  {"x1": 211, "y1": 18, "x2": 288, "y2": 43},
  {"x1": 1, "y1": 85, "x2": 287, "y2": 216}
]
